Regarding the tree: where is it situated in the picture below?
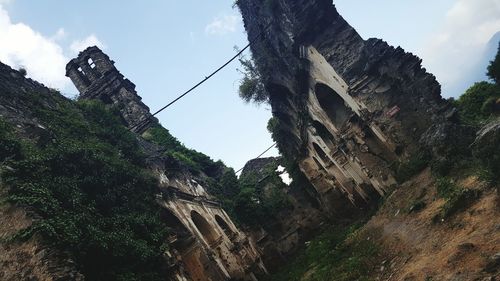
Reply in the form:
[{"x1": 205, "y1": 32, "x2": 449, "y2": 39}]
[
  {"x1": 487, "y1": 42, "x2": 500, "y2": 84},
  {"x1": 454, "y1": 81, "x2": 500, "y2": 124},
  {"x1": 237, "y1": 54, "x2": 269, "y2": 104}
]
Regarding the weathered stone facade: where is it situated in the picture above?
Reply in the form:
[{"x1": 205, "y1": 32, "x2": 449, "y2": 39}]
[
  {"x1": 67, "y1": 47, "x2": 266, "y2": 281},
  {"x1": 66, "y1": 47, "x2": 155, "y2": 133},
  {"x1": 237, "y1": 0, "x2": 455, "y2": 212}
]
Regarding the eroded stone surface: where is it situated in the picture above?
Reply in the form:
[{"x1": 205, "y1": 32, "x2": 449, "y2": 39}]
[{"x1": 237, "y1": 0, "x2": 455, "y2": 212}]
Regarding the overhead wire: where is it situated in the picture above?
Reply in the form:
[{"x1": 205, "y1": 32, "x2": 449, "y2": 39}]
[
  {"x1": 128, "y1": 22, "x2": 272, "y2": 132},
  {"x1": 125, "y1": 21, "x2": 277, "y2": 173},
  {"x1": 235, "y1": 142, "x2": 276, "y2": 174}
]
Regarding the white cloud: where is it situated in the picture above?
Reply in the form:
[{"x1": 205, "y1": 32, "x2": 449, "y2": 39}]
[
  {"x1": 70, "y1": 34, "x2": 105, "y2": 54},
  {"x1": 0, "y1": 5, "x2": 105, "y2": 93},
  {"x1": 0, "y1": 5, "x2": 68, "y2": 89},
  {"x1": 419, "y1": 0, "x2": 500, "y2": 96},
  {"x1": 51, "y1": 27, "x2": 66, "y2": 41},
  {"x1": 205, "y1": 14, "x2": 240, "y2": 36}
]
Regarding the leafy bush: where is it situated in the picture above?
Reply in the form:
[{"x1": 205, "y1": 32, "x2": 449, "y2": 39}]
[
  {"x1": 487, "y1": 42, "x2": 500, "y2": 84},
  {"x1": 454, "y1": 81, "x2": 500, "y2": 125},
  {"x1": 143, "y1": 124, "x2": 221, "y2": 176},
  {"x1": 268, "y1": 223, "x2": 379, "y2": 281},
  {"x1": 394, "y1": 151, "x2": 431, "y2": 183},
  {"x1": 1, "y1": 100, "x2": 170, "y2": 281},
  {"x1": 436, "y1": 177, "x2": 459, "y2": 199},
  {"x1": 232, "y1": 167, "x2": 291, "y2": 228},
  {"x1": 433, "y1": 177, "x2": 480, "y2": 222},
  {"x1": 237, "y1": 54, "x2": 269, "y2": 104}
]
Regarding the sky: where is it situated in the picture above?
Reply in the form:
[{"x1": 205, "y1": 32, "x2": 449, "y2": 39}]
[{"x1": 0, "y1": 0, "x2": 499, "y2": 172}]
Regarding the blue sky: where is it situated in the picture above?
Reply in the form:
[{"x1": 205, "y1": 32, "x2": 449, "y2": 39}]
[{"x1": 0, "y1": 0, "x2": 499, "y2": 171}]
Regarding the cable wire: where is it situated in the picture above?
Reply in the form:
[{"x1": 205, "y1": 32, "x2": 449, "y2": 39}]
[
  {"x1": 128, "y1": 22, "x2": 272, "y2": 132},
  {"x1": 235, "y1": 142, "x2": 276, "y2": 174}
]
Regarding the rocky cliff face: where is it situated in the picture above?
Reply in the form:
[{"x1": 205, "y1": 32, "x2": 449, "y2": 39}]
[{"x1": 237, "y1": 0, "x2": 456, "y2": 213}]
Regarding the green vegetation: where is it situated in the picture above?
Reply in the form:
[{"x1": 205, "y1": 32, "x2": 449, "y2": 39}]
[
  {"x1": 0, "y1": 97, "x2": 170, "y2": 281},
  {"x1": 267, "y1": 223, "x2": 379, "y2": 281},
  {"x1": 454, "y1": 42, "x2": 500, "y2": 125},
  {"x1": 433, "y1": 177, "x2": 481, "y2": 222},
  {"x1": 431, "y1": 43, "x2": 500, "y2": 182},
  {"x1": 394, "y1": 150, "x2": 431, "y2": 183},
  {"x1": 237, "y1": 54, "x2": 269, "y2": 104},
  {"x1": 487, "y1": 42, "x2": 500, "y2": 84},
  {"x1": 142, "y1": 124, "x2": 223, "y2": 177},
  {"x1": 210, "y1": 159, "x2": 291, "y2": 228},
  {"x1": 232, "y1": 166, "x2": 291, "y2": 227},
  {"x1": 453, "y1": 81, "x2": 500, "y2": 125}
]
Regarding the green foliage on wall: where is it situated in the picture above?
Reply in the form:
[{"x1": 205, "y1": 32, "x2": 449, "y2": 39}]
[
  {"x1": 142, "y1": 123, "x2": 223, "y2": 177},
  {"x1": 0, "y1": 99, "x2": 170, "y2": 281}
]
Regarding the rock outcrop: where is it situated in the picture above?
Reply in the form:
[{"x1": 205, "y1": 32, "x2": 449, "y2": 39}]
[{"x1": 237, "y1": 0, "x2": 456, "y2": 213}]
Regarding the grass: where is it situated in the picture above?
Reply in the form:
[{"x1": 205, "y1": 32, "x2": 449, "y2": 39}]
[
  {"x1": 433, "y1": 177, "x2": 481, "y2": 222},
  {"x1": 267, "y1": 223, "x2": 379, "y2": 281},
  {"x1": 395, "y1": 151, "x2": 431, "y2": 183}
]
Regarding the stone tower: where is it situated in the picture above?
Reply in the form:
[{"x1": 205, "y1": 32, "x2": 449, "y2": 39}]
[{"x1": 65, "y1": 46, "x2": 155, "y2": 133}]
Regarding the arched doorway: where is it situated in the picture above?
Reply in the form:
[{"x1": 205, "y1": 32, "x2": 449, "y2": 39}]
[
  {"x1": 215, "y1": 215, "x2": 235, "y2": 238},
  {"x1": 315, "y1": 83, "x2": 352, "y2": 129},
  {"x1": 191, "y1": 210, "x2": 219, "y2": 245}
]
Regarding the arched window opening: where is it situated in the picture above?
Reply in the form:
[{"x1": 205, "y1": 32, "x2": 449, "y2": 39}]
[
  {"x1": 214, "y1": 215, "x2": 235, "y2": 238},
  {"x1": 313, "y1": 142, "x2": 330, "y2": 163},
  {"x1": 315, "y1": 83, "x2": 352, "y2": 129},
  {"x1": 312, "y1": 120, "x2": 335, "y2": 145},
  {"x1": 161, "y1": 209, "x2": 194, "y2": 251},
  {"x1": 312, "y1": 156, "x2": 327, "y2": 172},
  {"x1": 191, "y1": 211, "x2": 218, "y2": 245},
  {"x1": 88, "y1": 57, "x2": 96, "y2": 69}
]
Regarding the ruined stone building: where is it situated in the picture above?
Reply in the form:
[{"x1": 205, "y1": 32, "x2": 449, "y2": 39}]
[
  {"x1": 237, "y1": 0, "x2": 455, "y2": 214},
  {"x1": 66, "y1": 47, "x2": 267, "y2": 281}
]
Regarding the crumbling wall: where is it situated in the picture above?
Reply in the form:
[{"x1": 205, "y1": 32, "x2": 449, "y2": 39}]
[
  {"x1": 237, "y1": 0, "x2": 455, "y2": 212},
  {"x1": 239, "y1": 157, "x2": 325, "y2": 271}
]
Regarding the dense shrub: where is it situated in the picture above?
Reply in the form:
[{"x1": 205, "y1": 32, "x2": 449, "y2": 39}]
[
  {"x1": 454, "y1": 81, "x2": 500, "y2": 125},
  {"x1": 268, "y1": 223, "x2": 379, "y2": 281},
  {"x1": 143, "y1": 124, "x2": 222, "y2": 177},
  {"x1": 394, "y1": 151, "x2": 431, "y2": 183},
  {"x1": 487, "y1": 42, "x2": 500, "y2": 84},
  {"x1": 237, "y1": 54, "x2": 269, "y2": 104},
  {"x1": 1, "y1": 100, "x2": 170, "y2": 281}
]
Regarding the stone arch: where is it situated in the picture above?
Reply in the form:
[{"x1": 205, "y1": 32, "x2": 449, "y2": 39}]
[
  {"x1": 312, "y1": 156, "x2": 327, "y2": 172},
  {"x1": 191, "y1": 210, "x2": 219, "y2": 245},
  {"x1": 214, "y1": 215, "x2": 235, "y2": 238},
  {"x1": 161, "y1": 208, "x2": 194, "y2": 252},
  {"x1": 312, "y1": 120, "x2": 335, "y2": 145},
  {"x1": 315, "y1": 83, "x2": 352, "y2": 129},
  {"x1": 312, "y1": 142, "x2": 330, "y2": 164}
]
